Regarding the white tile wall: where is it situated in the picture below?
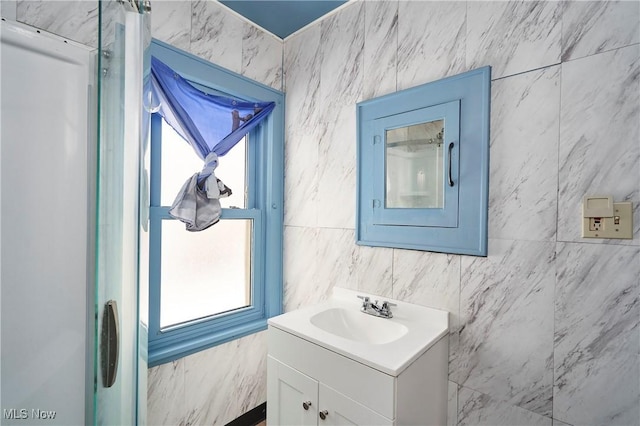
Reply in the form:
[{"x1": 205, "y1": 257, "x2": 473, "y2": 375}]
[
  {"x1": 150, "y1": 1, "x2": 191, "y2": 51},
  {"x1": 317, "y1": 113, "x2": 357, "y2": 229},
  {"x1": 557, "y1": 44, "x2": 640, "y2": 245},
  {"x1": 190, "y1": 0, "x2": 244, "y2": 74},
  {"x1": 183, "y1": 331, "x2": 268, "y2": 426},
  {"x1": 147, "y1": 360, "x2": 184, "y2": 426},
  {"x1": 17, "y1": 0, "x2": 98, "y2": 47},
  {"x1": 466, "y1": 1, "x2": 561, "y2": 79},
  {"x1": 283, "y1": 225, "x2": 322, "y2": 311},
  {"x1": 489, "y1": 66, "x2": 560, "y2": 242},
  {"x1": 284, "y1": 0, "x2": 640, "y2": 424},
  {"x1": 356, "y1": 245, "x2": 393, "y2": 298},
  {"x1": 315, "y1": 227, "x2": 359, "y2": 292},
  {"x1": 283, "y1": 25, "x2": 321, "y2": 227},
  {"x1": 458, "y1": 239, "x2": 555, "y2": 416},
  {"x1": 561, "y1": 0, "x2": 640, "y2": 62},
  {"x1": 363, "y1": 0, "x2": 397, "y2": 99},
  {"x1": 457, "y1": 386, "x2": 552, "y2": 426},
  {"x1": 396, "y1": 1, "x2": 466, "y2": 90},
  {"x1": 554, "y1": 243, "x2": 640, "y2": 425},
  {"x1": 318, "y1": 1, "x2": 363, "y2": 124},
  {"x1": 392, "y1": 250, "x2": 461, "y2": 328},
  {"x1": 242, "y1": 25, "x2": 283, "y2": 91}
]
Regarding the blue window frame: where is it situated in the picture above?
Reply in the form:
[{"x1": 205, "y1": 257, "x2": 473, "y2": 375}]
[{"x1": 147, "y1": 39, "x2": 284, "y2": 367}]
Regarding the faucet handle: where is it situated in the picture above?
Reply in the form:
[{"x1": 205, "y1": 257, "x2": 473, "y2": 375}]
[
  {"x1": 381, "y1": 301, "x2": 396, "y2": 311},
  {"x1": 356, "y1": 295, "x2": 370, "y2": 307},
  {"x1": 379, "y1": 301, "x2": 396, "y2": 318}
]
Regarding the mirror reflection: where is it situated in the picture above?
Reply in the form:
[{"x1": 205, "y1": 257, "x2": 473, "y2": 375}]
[{"x1": 385, "y1": 119, "x2": 444, "y2": 209}]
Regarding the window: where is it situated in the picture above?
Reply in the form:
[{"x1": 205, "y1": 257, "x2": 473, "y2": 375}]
[{"x1": 147, "y1": 39, "x2": 284, "y2": 366}]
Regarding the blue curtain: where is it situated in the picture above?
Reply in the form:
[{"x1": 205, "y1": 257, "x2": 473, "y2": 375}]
[{"x1": 151, "y1": 56, "x2": 275, "y2": 231}]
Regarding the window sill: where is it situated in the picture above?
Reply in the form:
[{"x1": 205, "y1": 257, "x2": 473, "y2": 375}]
[{"x1": 148, "y1": 318, "x2": 268, "y2": 367}]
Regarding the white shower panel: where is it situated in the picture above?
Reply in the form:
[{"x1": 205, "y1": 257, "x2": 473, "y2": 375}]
[{"x1": 1, "y1": 20, "x2": 95, "y2": 425}]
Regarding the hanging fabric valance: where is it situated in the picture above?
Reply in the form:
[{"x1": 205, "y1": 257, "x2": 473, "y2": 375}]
[{"x1": 150, "y1": 56, "x2": 275, "y2": 231}]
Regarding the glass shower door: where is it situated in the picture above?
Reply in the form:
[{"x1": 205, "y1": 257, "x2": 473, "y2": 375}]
[{"x1": 95, "y1": 1, "x2": 150, "y2": 424}]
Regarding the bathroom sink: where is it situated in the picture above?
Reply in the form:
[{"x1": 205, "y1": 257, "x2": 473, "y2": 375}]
[
  {"x1": 310, "y1": 307, "x2": 409, "y2": 344},
  {"x1": 268, "y1": 287, "x2": 449, "y2": 376}
]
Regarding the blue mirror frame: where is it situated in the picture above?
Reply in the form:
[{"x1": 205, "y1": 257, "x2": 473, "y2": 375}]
[{"x1": 356, "y1": 67, "x2": 490, "y2": 256}]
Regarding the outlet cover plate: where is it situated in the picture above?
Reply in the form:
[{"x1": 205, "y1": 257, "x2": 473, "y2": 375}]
[{"x1": 582, "y1": 202, "x2": 633, "y2": 239}]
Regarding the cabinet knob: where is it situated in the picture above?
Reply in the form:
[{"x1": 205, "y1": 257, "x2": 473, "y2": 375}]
[
  {"x1": 319, "y1": 410, "x2": 329, "y2": 420},
  {"x1": 302, "y1": 401, "x2": 312, "y2": 410}
]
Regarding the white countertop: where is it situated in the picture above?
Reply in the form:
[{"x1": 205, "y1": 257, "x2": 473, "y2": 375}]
[{"x1": 268, "y1": 287, "x2": 449, "y2": 376}]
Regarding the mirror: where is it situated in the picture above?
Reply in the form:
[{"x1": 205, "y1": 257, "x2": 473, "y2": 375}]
[{"x1": 385, "y1": 119, "x2": 444, "y2": 209}]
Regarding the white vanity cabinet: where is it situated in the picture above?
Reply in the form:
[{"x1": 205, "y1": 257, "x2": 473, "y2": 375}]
[
  {"x1": 268, "y1": 357, "x2": 392, "y2": 426},
  {"x1": 267, "y1": 325, "x2": 448, "y2": 426},
  {"x1": 267, "y1": 356, "x2": 318, "y2": 426}
]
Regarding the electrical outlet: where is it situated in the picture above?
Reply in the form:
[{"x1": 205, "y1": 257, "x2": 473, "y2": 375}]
[
  {"x1": 589, "y1": 217, "x2": 602, "y2": 231},
  {"x1": 582, "y1": 202, "x2": 633, "y2": 239}
]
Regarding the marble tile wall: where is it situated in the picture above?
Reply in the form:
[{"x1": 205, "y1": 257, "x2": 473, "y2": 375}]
[
  {"x1": 9, "y1": 1, "x2": 282, "y2": 425},
  {"x1": 10, "y1": 0, "x2": 282, "y2": 92},
  {"x1": 284, "y1": 1, "x2": 640, "y2": 425},
  {"x1": 15, "y1": 0, "x2": 99, "y2": 47}
]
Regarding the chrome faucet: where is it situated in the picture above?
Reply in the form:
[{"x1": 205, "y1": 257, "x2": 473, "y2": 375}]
[{"x1": 357, "y1": 295, "x2": 396, "y2": 319}]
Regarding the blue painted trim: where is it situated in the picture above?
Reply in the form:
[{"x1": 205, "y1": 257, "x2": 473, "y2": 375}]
[
  {"x1": 356, "y1": 66, "x2": 490, "y2": 256},
  {"x1": 150, "y1": 319, "x2": 269, "y2": 367},
  {"x1": 150, "y1": 114, "x2": 162, "y2": 206},
  {"x1": 150, "y1": 38, "x2": 282, "y2": 102},
  {"x1": 147, "y1": 39, "x2": 284, "y2": 367},
  {"x1": 149, "y1": 114, "x2": 162, "y2": 339}
]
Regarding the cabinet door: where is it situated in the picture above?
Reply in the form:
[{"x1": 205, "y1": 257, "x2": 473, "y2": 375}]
[
  {"x1": 267, "y1": 356, "x2": 318, "y2": 426},
  {"x1": 318, "y1": 384, "x2": 393, "y2": 426},
  {"x1": 372, "y1": 100, "x2": 460, "y2": 228}
]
